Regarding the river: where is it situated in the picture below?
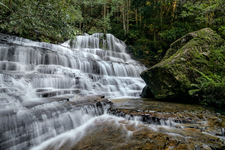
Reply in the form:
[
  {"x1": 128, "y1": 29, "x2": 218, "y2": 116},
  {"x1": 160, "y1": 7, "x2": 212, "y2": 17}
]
[{"x1": 0, "y1": 33, "x2": 224, "y2": 150}]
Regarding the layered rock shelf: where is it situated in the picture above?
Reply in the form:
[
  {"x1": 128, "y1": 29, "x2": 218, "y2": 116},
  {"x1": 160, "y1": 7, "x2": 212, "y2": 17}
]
[{"x1": 70, "y1": 98, "x2": 225, "y2": 150}]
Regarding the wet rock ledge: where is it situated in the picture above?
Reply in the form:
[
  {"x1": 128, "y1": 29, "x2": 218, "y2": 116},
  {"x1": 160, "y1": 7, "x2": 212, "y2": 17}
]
[
  {"x1": 65, "y1": 95, "x2": 112, "y2": 107},
  {"x1": 104, "y1": 98, "x2": 225, "y2": 150},
  {"x1": 54, "y1": 97, "x2": 225, "y2": 150}
]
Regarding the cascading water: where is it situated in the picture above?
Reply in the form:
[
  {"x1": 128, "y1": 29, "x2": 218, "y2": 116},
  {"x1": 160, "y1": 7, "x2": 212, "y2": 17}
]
[
  {"x1": 0, "y1": 33, "x2": 146, "y2": 150},
  {"x1": 0, "y1": 33, "x2": 146, "y2": 99}
]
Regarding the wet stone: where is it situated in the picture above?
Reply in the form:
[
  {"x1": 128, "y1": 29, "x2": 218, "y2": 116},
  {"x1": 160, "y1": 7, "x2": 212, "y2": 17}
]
[
  {"x1": 108, "y1": 98, "x2": 225, "y2": 148},
  {"x1": 222, "y1": 128, "x2": 225, "y2": 136}
]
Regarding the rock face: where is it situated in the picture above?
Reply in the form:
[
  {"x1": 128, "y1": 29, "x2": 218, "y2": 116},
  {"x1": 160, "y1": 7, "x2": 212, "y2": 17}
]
[
  {"x1": 140, "y1": 85, "x2": 154, "y2": 98},
  {"x1": 141, "y1": 28, "x2": 224, "y2": 99}
]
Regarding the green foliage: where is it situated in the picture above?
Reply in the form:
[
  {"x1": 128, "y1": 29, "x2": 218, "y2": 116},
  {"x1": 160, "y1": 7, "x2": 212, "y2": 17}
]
[
  {"x1": 0, "y1": 0, "x2": 82, "y2": 42},
  {"x1": 218, "y1": 25, "x2": 225, "y2": 39},
  {"x1": 0, "y1": 2, "x2": 10, "y2": 10},
  {"x1": 96, "y1": 15, "x2": 111, "y2": 33},
  {"x1": 189, "y1": 46, "x2": 225, "y2": 109},
  {"x1": 0, "y1": 0, "x2": 224, "y2": 109},
  {"x1": 189, "y1": 73, "x2": 225, "y2": 108},
  {"x1": 180, "y1": 0, "x2": 225, "y2": 35},
  {"x1": 160, "y1": 26, "x2": 188, "y2": 45},
  {"x1": 88, "y1": 27, "x2": 103, "y2": 35},
  {"x1": 0, "y1": 0, "x2": 225, "y2": 68}
]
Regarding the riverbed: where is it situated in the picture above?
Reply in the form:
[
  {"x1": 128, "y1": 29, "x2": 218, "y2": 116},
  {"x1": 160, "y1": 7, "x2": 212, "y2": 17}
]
[{"x1": 32, "y1": 98, "x2": 225, "y2": 150}]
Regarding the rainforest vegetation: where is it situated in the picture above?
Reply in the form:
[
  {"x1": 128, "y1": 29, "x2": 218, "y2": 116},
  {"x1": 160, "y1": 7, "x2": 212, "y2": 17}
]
[
  {"x1": 0, "y1": 0, "x2": 225, "y2": 108},
  {"x1": 1, "y1": 0, "x2": 224, "y2": 65}
]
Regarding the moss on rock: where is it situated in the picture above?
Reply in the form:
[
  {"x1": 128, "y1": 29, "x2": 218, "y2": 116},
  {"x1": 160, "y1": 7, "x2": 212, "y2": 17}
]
[{"x1": 141, "y1": 28, "x2": 225, "y2": 100}]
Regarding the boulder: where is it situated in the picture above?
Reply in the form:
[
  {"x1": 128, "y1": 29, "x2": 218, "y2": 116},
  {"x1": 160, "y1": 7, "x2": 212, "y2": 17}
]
[
  {"x1": 141, "y1": 28, "x2": 224, "y2": 99},
  {"x1": 140, "y1": 85, "x2": 154, "y2": 98}
]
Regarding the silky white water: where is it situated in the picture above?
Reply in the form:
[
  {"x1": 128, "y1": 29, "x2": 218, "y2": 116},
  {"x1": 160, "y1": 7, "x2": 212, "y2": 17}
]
[{"x1": 0, "y1": 33, "x2": 146, "y2": 150}]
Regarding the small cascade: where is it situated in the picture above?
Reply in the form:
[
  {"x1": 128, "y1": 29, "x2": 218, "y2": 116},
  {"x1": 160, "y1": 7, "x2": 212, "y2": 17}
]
[
  {"x1": 0, "y1": 100, "x2": 110, "y2": 150},
  {"x1": 0, "y1": 33, "x2": 146, "y2": 150},
  {"x1": 0, "y1": 33, "x2": 146, "y2": 99}
]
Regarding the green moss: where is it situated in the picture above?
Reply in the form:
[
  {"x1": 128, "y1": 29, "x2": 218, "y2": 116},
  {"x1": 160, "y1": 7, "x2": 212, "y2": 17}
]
[{"x1": 141, "y1": 28, "x2": 225, "y2": 104}]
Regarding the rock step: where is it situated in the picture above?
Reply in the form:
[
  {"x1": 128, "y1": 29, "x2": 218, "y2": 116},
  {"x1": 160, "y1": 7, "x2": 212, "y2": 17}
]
[{"x1": 108, "y1": 108, "x2": 195, "y2": 125}]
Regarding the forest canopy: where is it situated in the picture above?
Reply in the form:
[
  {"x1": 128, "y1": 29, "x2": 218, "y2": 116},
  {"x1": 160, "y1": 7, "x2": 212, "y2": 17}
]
[{"x1": 0, "y1": 0, "x2": 225, "y2": 66}]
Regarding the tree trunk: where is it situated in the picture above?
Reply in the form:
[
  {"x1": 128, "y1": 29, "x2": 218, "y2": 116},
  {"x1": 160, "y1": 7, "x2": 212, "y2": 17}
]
[
  {"x1": 79, "y1": 22, "x2": 82, "y2": 34},
  {"x1": 103, "y1": 3, "x2": 107, "y2": 33},
  {"x1": 153, "y1": 29, "x2": 156, "y2": 48},
  {"x1": 104, "y1": 3, "x2": 106, "y2": 19},
  {"x1": 135, "y1": 9, "x2": 138, "y2": 27},
  {"x1": 160, "y1": 2, "x2": 163, "y2": 29},
  {"x1": 126, "y1": 0, "x2": 130, "y2": 33},
  {"x1": 117, "y1": 7, "x2": 119, "y2": 24},
  {"x1": 172, "y1": 0, "x2": 177, "y2": 19},
  {"x1": 140, "y1": 14, "x2": 142, "y2": 29},
  {"x1": 122, "y1": 0, "x2": 126, "y2": 34}
]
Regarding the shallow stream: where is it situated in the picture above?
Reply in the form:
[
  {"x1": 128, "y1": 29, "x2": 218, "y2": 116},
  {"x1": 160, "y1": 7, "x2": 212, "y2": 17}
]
[
  {"x1": 32, "y1": 98, "x2": 225, "y2": 150},
  {"x1": 0, "y1": 33, "x2": 224, "y2": 150}
]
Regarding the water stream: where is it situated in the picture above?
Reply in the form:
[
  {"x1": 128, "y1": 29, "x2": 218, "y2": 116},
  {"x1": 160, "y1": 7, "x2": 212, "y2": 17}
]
[
  {"x1": 31, "y1": 98, "x2": 225, "y2": 150},
  {"x1": 0, "y1": 33, "x2": 224, "y2": 150},
  {"x1": 0, "y1": 33, "x2": 146, "y2": 150}
]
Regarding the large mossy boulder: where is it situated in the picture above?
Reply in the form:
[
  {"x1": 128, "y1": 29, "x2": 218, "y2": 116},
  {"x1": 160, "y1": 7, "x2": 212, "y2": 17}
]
[{"x1": 141, "y1": 28, "x2": 225, "y2": 100}]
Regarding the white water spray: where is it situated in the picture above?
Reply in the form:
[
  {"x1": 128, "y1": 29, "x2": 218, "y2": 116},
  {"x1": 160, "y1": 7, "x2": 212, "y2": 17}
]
[{"x1": 0, "y1": 33, "x2": 146, "y2": 150}]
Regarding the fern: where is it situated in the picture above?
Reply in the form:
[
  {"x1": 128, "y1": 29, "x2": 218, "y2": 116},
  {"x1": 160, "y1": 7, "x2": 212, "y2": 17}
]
[
  {"x1": 0, "y1": 2, "x2": 10, "y2": 10},
  {"x1": 189, "y1": 68, "x2": 225, "y2": 108},
  {"x1": 191, "y1": 67, "x2": 214, "y2": 83}
]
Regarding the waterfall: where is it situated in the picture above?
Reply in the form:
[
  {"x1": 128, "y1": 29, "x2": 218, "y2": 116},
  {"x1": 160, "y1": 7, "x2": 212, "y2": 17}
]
[
  {"x1": 0, "y1": 33, "x2": 146, "y2": 99},
  {"x1": 0, "y1": 33, "x2": 146, "y2": 150}
]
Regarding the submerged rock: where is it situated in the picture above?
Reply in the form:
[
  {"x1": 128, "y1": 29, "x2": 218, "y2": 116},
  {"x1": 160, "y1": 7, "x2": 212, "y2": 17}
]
[{"x1": 141, "y1": 28, "x2": 224, "y2": 99}]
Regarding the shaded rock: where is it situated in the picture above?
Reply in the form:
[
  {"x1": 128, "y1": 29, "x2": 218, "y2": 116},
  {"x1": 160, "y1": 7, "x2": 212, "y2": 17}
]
[
  {"x1": 140, "y1": 85, "x2": 154, "y2": 98},
  {"x1": 141, "y1": 28, "x2": 224, "y2": 99}
]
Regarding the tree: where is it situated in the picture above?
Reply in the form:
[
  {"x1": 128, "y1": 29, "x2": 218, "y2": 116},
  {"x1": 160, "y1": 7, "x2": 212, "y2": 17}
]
[
  {"x1": 0, "y1": 0, "x2": 82, "y2": 42},
  {"x1": 180, "y1": 0, "x2": 225, "y2": 37},
  {"x1": 0, "y1": 0, "x2": 224, "y2": 65}
]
